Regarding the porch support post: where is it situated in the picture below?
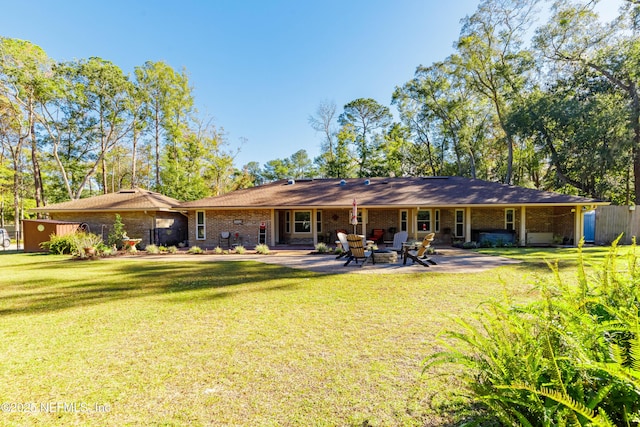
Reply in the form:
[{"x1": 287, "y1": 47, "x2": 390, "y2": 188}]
[
  {"x1": 465, "y1": 207, "x2": 472, "y2": 243},
  {"x1": 312, "y1": 208, "x2": 318, "y2": 246},
  {"x1": 574, "y1": 205, "x2": 583, "y2": 246},
  {"x1": 362, "y1": 208, "x2": 368, "y2": 238},
  {"x1": 519, "y1": 206, "x2": 526, "y2": 247},
  {"x1": 270, "y1": 209, "x2": 276, "y2": 246}
]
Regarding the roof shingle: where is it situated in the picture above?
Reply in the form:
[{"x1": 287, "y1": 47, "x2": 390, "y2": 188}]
[
  {"x1": 32, "y1": 188, "x2": 182, "y2": 212},
  {"x1": 177, "y1": 177, "x2": 606, "y2": 209}
]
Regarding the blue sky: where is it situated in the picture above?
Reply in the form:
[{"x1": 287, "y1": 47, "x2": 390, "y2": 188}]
[{"x1": 0, "y1": 1, "x2": 620, "y2": 169}]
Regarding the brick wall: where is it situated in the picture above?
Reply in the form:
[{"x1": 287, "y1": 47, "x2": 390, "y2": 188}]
[
  {"x1": 189, "y1": 209, "x2": 271, "y2": 249},
  {"x1": 50, "y1": 211, "x2": 186, "y2": 247},
  {"x1": 186, "y1": 206, "x2": 579, "y2": 248}
]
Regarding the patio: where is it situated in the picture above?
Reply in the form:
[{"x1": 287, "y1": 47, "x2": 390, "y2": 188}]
[{"x1": 139, "y1": 247, "x2": 521, "y2": 274}]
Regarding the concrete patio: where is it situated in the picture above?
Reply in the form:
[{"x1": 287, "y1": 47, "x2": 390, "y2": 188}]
[{"x1": 139, "y1": 247, "x2": 522, "y2": 274}]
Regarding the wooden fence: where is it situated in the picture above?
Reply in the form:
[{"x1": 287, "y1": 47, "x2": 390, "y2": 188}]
[{"x1": 595, "y1": 206, "x2": 639, "y2": 245}]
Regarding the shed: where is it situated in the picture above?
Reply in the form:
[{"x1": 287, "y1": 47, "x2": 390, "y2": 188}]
[{"x1": 22, "y1": 219, "x2": 80, "y2": 253}]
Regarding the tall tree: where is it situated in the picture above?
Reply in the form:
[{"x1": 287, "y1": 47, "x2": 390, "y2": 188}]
[
  {"x1": 534, "y1": 0, "x2": 640, "y2": 203},
  {"x1": 0, "y1": 38, "x2": 53, "y2": 210},
  {"x1": 309, "y1": 100, "x2": 337, "y2": 177},
  {"x1": 41, "y1": 58, "x2": 132, "y2": 198},
  {"x1": 454, "y1": 0, "x2": 539, "y2": 184},
  {"x1": 338, "y1": 98, "x2": 392, "y2": 177},
  {"x1": 135, "y1": 61, "x2": 193, "y2": 190}
]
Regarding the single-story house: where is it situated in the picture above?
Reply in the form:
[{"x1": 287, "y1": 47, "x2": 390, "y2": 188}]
[
  {"x1": 175, "y1": 176, "x2": 608, "y2": 249},
  {"x1": 30, "y1": 188, "x2": 187, "y2": 247}
]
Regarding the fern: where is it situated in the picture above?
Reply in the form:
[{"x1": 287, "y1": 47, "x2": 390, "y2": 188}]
[
  {"x1": 425, "y1": 239, "x2": 640, "y2": 424},
  {"x1": 502, "y1": 383, "x2": 615, "y2": 427}
]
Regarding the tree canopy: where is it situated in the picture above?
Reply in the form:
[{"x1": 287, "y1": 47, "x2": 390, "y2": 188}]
[{"x1": 0, "y1": 0, "x2": 637, "y2": 229}]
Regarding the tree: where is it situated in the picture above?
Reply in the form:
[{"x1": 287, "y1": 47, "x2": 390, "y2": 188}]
[
  {"x1": 309, "y1": 100, "x2": 338, "y2": 177},
  {"x1": 0, "y1": 37, "x2": 54, "y2": 211},
  {"x1": 534, "y1": 0, "x2": 640, "y2": 203},
  {"x1": 393, "y1": 60, "x2": 494, "y2": 178},
  {"x1": 454, "y1": 0, "x2": 539, "y2": 184},
  {"x1": 338, "y1": 98, "x2": 392, "y2": 177},
  {"x1": 508, "y1": 71, "x2": 631, "y2": 201},
  {"x1": 135, "y1": 61, "x2": 193, "y2": 190},
  {"x1": 40, "y1": 58, "x2": 132, "y2": 199}
]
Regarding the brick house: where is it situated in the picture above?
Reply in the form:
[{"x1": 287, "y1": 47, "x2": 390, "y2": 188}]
[
  {"x1": 175, "y1": 176, "x2": 608, "y2": 249},
  {"x1": 30, "y1": 188, "x2": 187, "y2": 247}
]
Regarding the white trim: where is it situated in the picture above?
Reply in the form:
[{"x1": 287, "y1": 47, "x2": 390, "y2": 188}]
[
  {"x1": 505, "y1": 208, "x2": 515, "y2": 231},
  {"x1": 293, "y1": 210, "x2": 312, "y2": 234},
  {"x1": 416, "y1": 209, "x2": 433, "y2": 232},
  {"x1": 195, "y1": 210, "x2": 206, "y2": 240},
  {"x1": 454, "y1": 209, "x2": 465, "y2": 238},
  {"x1": 519, "y1": 206, "x2": 526, "y2": 246}
]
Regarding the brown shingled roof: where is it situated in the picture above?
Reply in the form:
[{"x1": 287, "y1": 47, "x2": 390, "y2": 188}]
[
  {"x1": 31, "y1": 188, "x2": 182, "y2": 212},
  {"x1": 177, "y1": 177, "x2": 606, "y2": 209}
]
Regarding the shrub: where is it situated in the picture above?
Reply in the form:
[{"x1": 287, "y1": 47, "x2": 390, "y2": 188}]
[
  {"x1": 41, "y1": 233, "x2": 75, "y2": 254},
  {"x1": 234, "y1": 245, "x2": 246, "y2": 254},
  {"x1": 255, "y1": 244, "x2": 270, "y2": 255},
  {"x1": 145, "y1": 244, "x2": 160, "y2": 254},
  {"x1": 167, "y1": 245, "x2": 178, "y2": 254},
  {"x1": 334, "y1": 247, "x2": 344, "y2": 255},
  {"x1": 187, "y1": 245, "x2": 203, "y2": 254},
  {"x1": 107, "y1": 214, "x2": 127, "y2": 250},
  {"x1": 214, "y1": 246, "x2": 224, "y2": 254},
  {"x1": 425, "y1": 236, "x2": 640, "y2": 425},
  {"x1": 158, "y1": 245, "x2": 168, "y2": 253},
  {"x1": 99, "y1": 244, "x2": 116, "y2": 257},
  {"x1": 315, "y1": 242, "x2": 329, "y2": 253},
  {"x1": 69, "y1": 232, "x2": 104, "y2": 258}
]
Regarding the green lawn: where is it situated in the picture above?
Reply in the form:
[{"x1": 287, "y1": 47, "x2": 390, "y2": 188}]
[{"x1": 0, "y1": 248, "x2": 613, "y2": 426}]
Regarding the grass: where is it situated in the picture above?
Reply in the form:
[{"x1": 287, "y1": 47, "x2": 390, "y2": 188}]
[{"x1": 0, "y1": 248, "x2": 611, "y2": 425}]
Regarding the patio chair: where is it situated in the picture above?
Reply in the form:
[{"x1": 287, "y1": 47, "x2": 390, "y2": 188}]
[
  {"x1": 335, "y1": 232, "x2": 350, "y2": 259},
  {"x1": 344, "y1": 234, "x2": 375, "y2": 267},
  {"x1": 404, "y1": 233, "x2": 437, "y2": 267},
  {"x1": 388, "y1": 231, "x2": 408, "y2": 257},
  {"x1": 219, "y1": 231, "x2": 231, "y2": 249},
  {"x1": 369, "y1": 228, "x2": 385, "y2": 244}
]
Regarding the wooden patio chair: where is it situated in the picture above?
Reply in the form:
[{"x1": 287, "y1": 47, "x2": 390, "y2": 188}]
[
  {"x1": 404, "y1": 233, "x2": 437, "y2": 267},
  {"x1": 387, "y1": 231, "x2": 408, "y2": 257},
  {"x1": 344, "y1": 234, "x2": 375, "y2": 267},
  {"x1": 335, "y1": 232, "x2": 350, "y2": 259}
]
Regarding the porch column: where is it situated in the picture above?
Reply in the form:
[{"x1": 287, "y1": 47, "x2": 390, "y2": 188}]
[
  {"x1": 312, "y1": 208, "x2": 318, "y2": 246},
  {"x1": 574, "y1": 205, "x2": 584, "y2": 246},
  {"x1": 270, "y1": 209, "x2": 276, "y2": 246},
  {"x1": 465, "y1": 207, "x2": 472, "y2": 243},
  {"x1": 519, "y1": 206, "x2": 526, "y2": 247},
  {"x1": 362, "y1": 208, "x2": 368, "y2": 238}
]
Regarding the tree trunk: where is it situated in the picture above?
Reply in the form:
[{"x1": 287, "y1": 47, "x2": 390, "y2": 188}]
[
  {"x1": 131, "y1": 118, "x2": 138, "y2": 187},
  {"x1": 29, "y1": 116, "x2": 45, "y2": 214}
]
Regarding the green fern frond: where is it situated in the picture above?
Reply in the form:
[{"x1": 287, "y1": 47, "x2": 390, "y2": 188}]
[
  {"x1": 501, "y1": 383, "x2": 616, "y2": 427},
  {"x1": 586, "y1": 383, "x2": 614, "y2": 410}
]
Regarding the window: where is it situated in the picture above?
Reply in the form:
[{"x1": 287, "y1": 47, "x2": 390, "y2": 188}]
[
  {"x1": 417, "y1": 210, "x2": 432, "y2": 232},
  {"x1": 400, "y1": 210, "x2": 408, "y2": 232},
  {"x1": 455, "y1": 209, "x2": 465, "y2": 237},
  {"x1": 316, "y1": 210, "x2": 322, "y2": 233},
  {"x1": 505, "y1": 208, "x2": 515, "y2": 231},
  {"x1": 434, "y1": 209, "x2": 440, "y2": 233},
  {"x1": 294, "y1": 211, "x2": 311, "y2": 233},
  {"x1": 196, "y1": 211, "x2": 205, "y2": 240},
  {"x1": 285, "y1": 211, "x2": 290, "y2": 233}
]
